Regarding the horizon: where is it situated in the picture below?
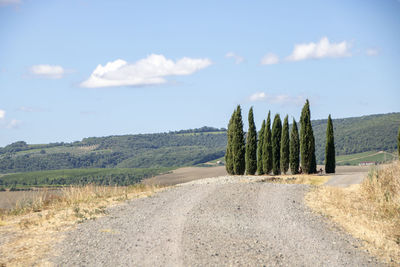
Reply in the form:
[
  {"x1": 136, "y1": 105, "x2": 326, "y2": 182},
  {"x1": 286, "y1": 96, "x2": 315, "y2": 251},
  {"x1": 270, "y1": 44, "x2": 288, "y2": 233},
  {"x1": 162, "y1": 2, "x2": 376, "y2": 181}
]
[
  {"x1": 2, "y1": 111, "x2": 398, "y2": 147},
  {"x1": 1, "y1": 0, "x2": 399, "y2": 146}
]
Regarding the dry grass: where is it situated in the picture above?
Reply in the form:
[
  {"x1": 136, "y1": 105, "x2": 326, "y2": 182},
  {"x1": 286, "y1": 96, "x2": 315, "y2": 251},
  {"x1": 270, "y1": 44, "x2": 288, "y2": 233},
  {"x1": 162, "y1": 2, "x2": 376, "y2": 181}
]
[
  {"x1": 306, "y1": 162, "x2": 400, "y2": 264},
  {"x1": 0, "y1": 184, "x2": 165, "y2": 266},
  {"x1": 259, "y1": 174, "x2": 330, "y2": 186}
]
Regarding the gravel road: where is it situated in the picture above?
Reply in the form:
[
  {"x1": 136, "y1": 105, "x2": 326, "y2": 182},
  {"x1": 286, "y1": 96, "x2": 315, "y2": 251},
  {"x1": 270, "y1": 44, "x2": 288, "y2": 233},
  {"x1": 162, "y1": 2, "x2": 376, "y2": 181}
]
[{"x1": 52, "y1": 176, "x2": 383, "y2": 266}]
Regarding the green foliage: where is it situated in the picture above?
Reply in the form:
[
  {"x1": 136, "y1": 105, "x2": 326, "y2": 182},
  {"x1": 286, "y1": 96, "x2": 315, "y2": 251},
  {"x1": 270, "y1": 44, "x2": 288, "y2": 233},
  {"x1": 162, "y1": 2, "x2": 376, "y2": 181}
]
[
  {"x1": 232, "y1": 105, "x2": 246, "y2": 175},
  {"x1": 263, "y1": 111, "x2": 273, "y2": 174},
  {"x1": 280, "y1": 115, "x2": 289, "y2": 174},
  {"x1": 312, "y1": 113, "x2": 400, "y2": 163},
  {"x1": 300, "y1": 100, "x2": 317, "y2": 174},
  {"x1": 336, "y1": 151, "x2": 396, "y2": 165},
  {"x1": 245, "y1": 107, "x2": 257, "y2": 175},
  {"x1": 290, "y1": 119, "x2": 300, "y2": 174},
  {"x1": 0, "y1": 168, "x2": 173, "y2": 187},
  {"x1": 225, "y1": 109, "x2": 236, "y2": 175},
  {"x1": 257, "y1": 120, "x2": 266, "y2": 175},
  {"x1": 272, "y1": 114, "x2": 282, "y2": 175},
  {"x1": 0, "y1": 127, "x2": 227, "y2": 173},
  {"x1": 325, "y1": 115, "x2": 336, "y2": 173}
]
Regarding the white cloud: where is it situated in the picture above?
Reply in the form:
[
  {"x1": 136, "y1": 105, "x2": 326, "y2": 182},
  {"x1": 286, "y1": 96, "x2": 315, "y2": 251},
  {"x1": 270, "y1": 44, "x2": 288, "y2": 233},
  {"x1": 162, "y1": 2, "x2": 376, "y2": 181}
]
[
  {"x1": 366, "y1": 48, "x2": 379, "y2": 56},
  {"x1": 0, "y1": 0, "x2": 21, "y2": 6},
  {"x1": 261, "y1": 53, "x2": 279, "y2": 65},
  {"x1": 0, "y1": 109, "x2": 5, "y2": 119},
  {"x1": 249, "y1": 92, "x2": 304, "y2": 105},
  {"x1": 81, "y1": 54, "x2": 212, "y2": 88},
  {"x1": 225, "y1": 52, "x2": 244, "y2": 64},
  {"x1": 30, "y1": 64, "x2": 65, "y2": 79},
  {"x1": 287, "y1": 37, "x2": 351, "y2": 61},
  {"x1": 6, "y1": 119, "x2": 21, "y2": 129}
]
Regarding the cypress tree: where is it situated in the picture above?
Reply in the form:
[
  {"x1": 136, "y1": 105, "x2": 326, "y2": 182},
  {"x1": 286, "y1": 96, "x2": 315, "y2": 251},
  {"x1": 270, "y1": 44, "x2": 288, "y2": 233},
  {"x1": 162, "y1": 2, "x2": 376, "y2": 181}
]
[
  {"x1": 257, "y1": 120, "x2": 266, "y2": 175},
  {"x1": 325, "y1": 115, "x2": 336, "y2": 173},
  {"x1": 290, "y1": 119, "x2": 300, "y2": 174},
  {"x1": 263, "y1": 111, "x2": 273, "y2": 174},
  {"x1": 232, "y1": 105, "x2": 246, "y2": 175},
  {"x1": 280, "y1": 115, "x2": 289, "y2": 174},
  {"x1": 300, "y1": 100, "x2": 317, "y2": 174},
  {"x1": 225, "y1": 109, "x2": 236, "y2": 175},
  {"x1": 245, "y1": 107, "x2": 257, "y2": 175},
  {"x1": 272, "y1": 114, "x2": 282, "y2": 175}
]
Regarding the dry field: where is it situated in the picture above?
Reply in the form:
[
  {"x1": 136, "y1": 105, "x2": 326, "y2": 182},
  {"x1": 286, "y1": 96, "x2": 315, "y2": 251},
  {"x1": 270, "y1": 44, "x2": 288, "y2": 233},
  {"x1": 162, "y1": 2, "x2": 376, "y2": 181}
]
[
  {"x1": 142, "y1": 166, "x2": 227, "y2": 186},
  {"x1": 307, "y1": 162, "x2": 400, "y2": 264},
  {"x1": 0, "y1": 184, "x2": 164, "y2": 266},
  {"x1": 0, "y1": 189, "x2": 62, "y2": 211}
]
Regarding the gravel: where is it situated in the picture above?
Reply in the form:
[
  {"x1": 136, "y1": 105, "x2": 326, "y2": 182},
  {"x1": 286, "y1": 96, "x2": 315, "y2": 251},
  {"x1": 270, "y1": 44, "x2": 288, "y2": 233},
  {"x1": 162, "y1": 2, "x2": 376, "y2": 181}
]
[{"x1": 52, "y1": 176, "x2": 384, "y2": 266}]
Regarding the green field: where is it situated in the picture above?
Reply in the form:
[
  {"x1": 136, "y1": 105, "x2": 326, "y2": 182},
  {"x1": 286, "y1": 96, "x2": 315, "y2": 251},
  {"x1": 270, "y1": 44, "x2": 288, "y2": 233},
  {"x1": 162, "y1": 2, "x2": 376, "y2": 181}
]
[
  {"x1": 0, "y1": 167, "x2": 174, "y2": 188},
  {"x1": 336, "y1": 151, "x2": 397, "y2": 166}
]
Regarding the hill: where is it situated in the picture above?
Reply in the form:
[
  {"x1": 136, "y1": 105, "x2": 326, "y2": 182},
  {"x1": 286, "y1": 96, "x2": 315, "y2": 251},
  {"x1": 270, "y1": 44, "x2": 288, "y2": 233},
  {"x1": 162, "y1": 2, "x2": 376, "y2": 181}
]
[
  {"x1": 0, "y1": 126, "x2": 227, "y2": 173},
  {"x1": 312, "y1": 112, "x2": 400, "y2": 163},
  {"x1": 0, "y1": 113, "x2": 399, "y2": 175}
]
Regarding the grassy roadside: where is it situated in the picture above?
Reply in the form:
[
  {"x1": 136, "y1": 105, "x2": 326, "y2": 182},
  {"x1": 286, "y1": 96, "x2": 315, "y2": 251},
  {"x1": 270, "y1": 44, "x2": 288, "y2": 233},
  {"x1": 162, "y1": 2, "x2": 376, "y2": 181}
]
[
  {"x1": 306, "y1": 162, "x2": 400, "y2": 264},
  {"x1": 258, "y1": 174, "x2": 329, "y2": 186},
  {"x1": 0, "y1": 184, "x2": 166, "y2": 266}
]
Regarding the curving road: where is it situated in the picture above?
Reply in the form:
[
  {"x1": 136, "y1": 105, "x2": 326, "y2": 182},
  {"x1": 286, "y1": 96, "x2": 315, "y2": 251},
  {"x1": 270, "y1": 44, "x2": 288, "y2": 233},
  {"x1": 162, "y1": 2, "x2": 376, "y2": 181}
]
[{"x1": 52, "y1": 177, "x2": 383, "y2": 266}]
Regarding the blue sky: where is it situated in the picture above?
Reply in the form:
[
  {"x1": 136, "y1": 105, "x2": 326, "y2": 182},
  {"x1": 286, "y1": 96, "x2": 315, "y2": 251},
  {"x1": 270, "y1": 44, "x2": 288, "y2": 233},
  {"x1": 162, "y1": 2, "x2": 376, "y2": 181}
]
[{"x1": 0, "y1": 0, "x2": 399, "y2": 146}]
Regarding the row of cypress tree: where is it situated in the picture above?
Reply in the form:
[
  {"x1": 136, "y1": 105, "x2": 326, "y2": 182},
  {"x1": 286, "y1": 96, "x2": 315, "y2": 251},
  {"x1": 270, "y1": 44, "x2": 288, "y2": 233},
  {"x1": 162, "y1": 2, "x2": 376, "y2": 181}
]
[{"x1": 225, "y1": 100, "x2": 336, "y2": 175}]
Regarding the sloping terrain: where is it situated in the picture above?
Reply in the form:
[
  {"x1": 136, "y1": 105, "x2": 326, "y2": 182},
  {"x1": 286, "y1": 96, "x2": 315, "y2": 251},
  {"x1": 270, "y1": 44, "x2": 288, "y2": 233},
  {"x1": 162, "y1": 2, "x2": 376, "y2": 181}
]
[{"x1": 0, "y1": 112, "x2": 399, "y2": 175}]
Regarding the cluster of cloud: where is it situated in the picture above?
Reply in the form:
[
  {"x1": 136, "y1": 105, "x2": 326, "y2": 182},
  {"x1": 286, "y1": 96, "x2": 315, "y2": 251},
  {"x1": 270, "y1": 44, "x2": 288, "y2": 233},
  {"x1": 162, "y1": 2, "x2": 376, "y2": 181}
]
[
  {"x1": 0, "y1": 109, "x2": 21, "y2": 129},
  {"x1": 261, "y1": 37, "x2": 351, "y2": 65},
  {"x1": 225, "y1": 52, "x2": 245, "y2": 64},
  {"x1": 249, "y1": 92, "x2": 304, "y2": 105},
  {"x1": 80, "y1": 54, "x2": 212, "y2": 88},
  {"x1": 30, "y1": 64, "x2": 65, "y2": 79},
  {"x1": 286, "y1": 37, "x2": 351, "y2": 61}
]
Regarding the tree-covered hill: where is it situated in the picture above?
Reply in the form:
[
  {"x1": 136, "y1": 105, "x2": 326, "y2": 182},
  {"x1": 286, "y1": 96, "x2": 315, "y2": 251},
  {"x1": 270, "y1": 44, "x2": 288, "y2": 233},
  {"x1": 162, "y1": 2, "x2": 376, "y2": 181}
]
[
  {"x1": 0, "y1": 127, "x2": 226, "y2": 173},
  {"x1": 0, "y1": 112, "x2": 399, "y2": 173},
  {"x1": 313, "y1": 112, "x2": 400, "y2": 163}
]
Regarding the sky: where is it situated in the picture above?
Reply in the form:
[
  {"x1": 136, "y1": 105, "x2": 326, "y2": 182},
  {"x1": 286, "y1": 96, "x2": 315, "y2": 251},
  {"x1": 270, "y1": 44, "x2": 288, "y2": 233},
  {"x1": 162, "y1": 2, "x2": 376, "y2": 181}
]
[{"x1": 0, "y1": 0, "x2": 399, "y2": 146}]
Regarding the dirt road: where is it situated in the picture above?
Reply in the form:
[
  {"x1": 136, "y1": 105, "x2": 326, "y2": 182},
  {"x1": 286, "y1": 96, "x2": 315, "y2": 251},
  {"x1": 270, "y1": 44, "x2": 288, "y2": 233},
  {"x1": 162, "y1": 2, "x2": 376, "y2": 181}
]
[
  {"x1": 323, "y1": 165, "x2": 371, "y2": 187},
  {"x1": 53, "y1": 176, "x2": 382, "y2": 266}
]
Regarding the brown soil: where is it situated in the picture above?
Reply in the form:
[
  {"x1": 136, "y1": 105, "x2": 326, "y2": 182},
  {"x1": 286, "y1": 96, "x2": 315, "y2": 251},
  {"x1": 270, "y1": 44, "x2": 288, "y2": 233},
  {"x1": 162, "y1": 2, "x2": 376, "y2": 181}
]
[{"x1": 142, "y1": 166, "x2": 227, "y2": 186}]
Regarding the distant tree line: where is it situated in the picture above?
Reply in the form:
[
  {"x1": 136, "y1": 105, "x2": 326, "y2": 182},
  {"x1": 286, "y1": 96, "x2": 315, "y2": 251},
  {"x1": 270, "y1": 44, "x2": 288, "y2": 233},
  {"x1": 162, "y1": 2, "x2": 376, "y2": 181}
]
[
  {"x1": 225, "y1": 100, "x2": 336, "y2": 175},
  {"x1": 0, "y1": 130, "x2": 227, "y2": 173},
  {"x1": 0, "y1": 168, "x2": 172, "y2": 188}
]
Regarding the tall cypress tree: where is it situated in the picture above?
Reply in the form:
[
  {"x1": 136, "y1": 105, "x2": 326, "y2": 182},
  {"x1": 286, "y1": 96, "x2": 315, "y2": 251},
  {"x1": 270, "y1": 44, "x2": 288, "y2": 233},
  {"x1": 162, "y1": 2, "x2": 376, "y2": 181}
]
[
  {"x1": 280, "y1": 115, "x2": 289, "y2": 174},
  {"x1": 300, "y1": 100, "x2": 317, "y2": 174},
  {"x1": 263, "y1": 111, "x2": 273, "y2": 174},
  {"x1": 325, "y1": 115, "x2": 336, "y2": 173},
  {"x1": 225, "y1": 109, "x2": 236, "y2": 175},
  {"x1": 245, "y1": 107, "x2": 257, "y2": 175},
  {"x1": 232, "y1": 105, "x2": 245, "y2": 175},
  {"x1": 272, "y1": 114, "x2": 282, "y2": 175},
  {"x1": 257, "y1": 120, "x2": 265, "y2": 175},
  {"x1": 290, "y1": 118, "x2": 300, "y2": 174}
]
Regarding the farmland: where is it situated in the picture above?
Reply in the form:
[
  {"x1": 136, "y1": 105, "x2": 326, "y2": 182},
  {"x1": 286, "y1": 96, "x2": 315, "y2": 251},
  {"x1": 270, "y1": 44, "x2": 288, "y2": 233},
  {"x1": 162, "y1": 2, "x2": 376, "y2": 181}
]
[
  {"x1": 336, "y1": 150, "x2": 397, "y2": 165},
  {"x1": 0, "y1": 167, "x2": 174, "y2": 188}
]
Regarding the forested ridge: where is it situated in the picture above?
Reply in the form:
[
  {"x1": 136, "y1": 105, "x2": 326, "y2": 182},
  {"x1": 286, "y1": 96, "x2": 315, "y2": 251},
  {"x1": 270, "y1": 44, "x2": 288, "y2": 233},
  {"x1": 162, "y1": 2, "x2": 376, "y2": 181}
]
[
  {"x1": 0, "y1": 112, "x2": 399, "y2": 174},
  {"x1": 0, "y1": 127, "x2": 226, "y2": 173}
]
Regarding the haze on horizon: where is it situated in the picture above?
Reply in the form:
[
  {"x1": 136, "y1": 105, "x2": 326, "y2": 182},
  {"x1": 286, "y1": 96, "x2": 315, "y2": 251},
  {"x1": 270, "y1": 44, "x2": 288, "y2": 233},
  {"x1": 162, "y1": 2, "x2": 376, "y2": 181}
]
[{"x1": 0, "y1": 0, "x2": 399, "y2": 146}]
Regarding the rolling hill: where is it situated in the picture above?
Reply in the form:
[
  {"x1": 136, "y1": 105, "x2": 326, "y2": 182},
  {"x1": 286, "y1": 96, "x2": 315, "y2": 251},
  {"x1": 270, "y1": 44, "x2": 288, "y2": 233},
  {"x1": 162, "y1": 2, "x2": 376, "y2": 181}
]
[{"x1": 0, "y1": 113, "x2": 399, "y2": 175}]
